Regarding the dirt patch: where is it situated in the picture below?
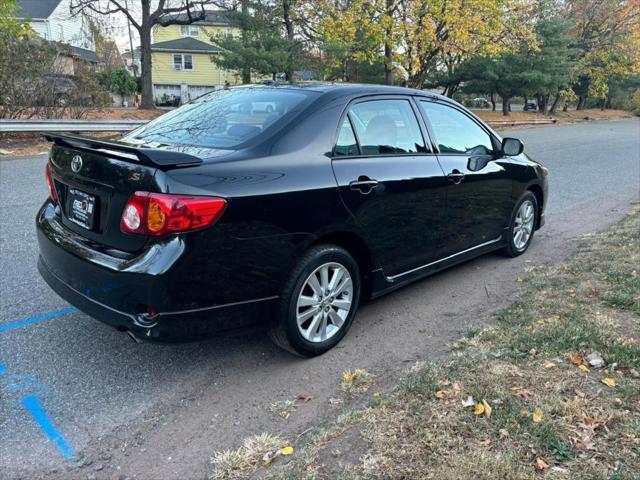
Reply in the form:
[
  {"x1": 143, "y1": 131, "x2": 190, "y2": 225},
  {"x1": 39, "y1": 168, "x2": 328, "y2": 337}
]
[
  {"x1": 252, "y1": 207, "x2": 640, "y2": 479},
  {"x1": 477, "y1": 108, "x2": 635, "y2": 129}
]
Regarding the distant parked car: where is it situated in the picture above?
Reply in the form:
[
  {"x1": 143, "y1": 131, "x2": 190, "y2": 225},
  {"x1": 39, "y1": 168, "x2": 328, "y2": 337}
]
[
  {"x1": 252, "y1": 101, "x2": 276, "y2": 113},
  {"x1": 524, "y1": 101, "x2": 537, "y2": 111},
  {"x1": 38, "y1": 84, "x2": 548, "y2": 356},
  {"x1": 473, "y1": 97, "x2": 491, "y2": 108}
]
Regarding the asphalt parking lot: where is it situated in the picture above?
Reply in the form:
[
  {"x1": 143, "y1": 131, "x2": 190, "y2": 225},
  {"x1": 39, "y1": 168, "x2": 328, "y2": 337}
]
[{"x1": 1, "y1": 119, "x2": 639, "y2": 479}]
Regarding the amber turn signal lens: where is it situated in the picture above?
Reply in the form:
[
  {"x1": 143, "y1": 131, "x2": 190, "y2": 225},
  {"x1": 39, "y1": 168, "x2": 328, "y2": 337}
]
[{"x1": 147, "y1": 200, "x2": 167, "y2": 233}]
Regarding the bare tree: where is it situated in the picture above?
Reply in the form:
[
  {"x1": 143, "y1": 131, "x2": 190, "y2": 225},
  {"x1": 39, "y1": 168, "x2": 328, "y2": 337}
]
[{"x1": 71, "y1": 0, "x2": 216, "y2": 109}]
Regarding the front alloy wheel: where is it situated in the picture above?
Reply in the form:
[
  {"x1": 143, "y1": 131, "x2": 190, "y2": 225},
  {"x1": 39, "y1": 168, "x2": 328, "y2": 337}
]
[
  {"x1": 513, "y1": 200, "x2": 535, "y2": 250},
  {"x1": 503, "y1": 191, "x2": 538, "y2": 257},
  {"x1": 296, "y1": 262, "x2": 353, "y2": 343}
]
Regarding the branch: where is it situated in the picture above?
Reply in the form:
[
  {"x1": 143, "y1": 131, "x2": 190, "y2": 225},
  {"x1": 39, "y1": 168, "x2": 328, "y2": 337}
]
[
  {"x1": 153, "y1": 1, "x2": 215, "y2": 25},
  {"x1": 71, "y1": 0, "x2": 140, "y2": 30}
]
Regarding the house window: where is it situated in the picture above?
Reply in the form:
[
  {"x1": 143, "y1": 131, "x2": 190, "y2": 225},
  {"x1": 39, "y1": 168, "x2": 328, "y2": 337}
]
[
  {"x1": 183, "y1": 54, "x2": 193, "y2": 70},
  {"x1": 173, "y1": 54, "x2": 193, "y2": 71},
  {"x1": 180, "y1": 25, "x2": 199, "y2": 37}
]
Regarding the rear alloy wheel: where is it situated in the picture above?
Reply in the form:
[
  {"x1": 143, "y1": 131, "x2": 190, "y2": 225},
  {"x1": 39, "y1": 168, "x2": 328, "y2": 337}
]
[
  {"x1": 503, "y1": 191, "x2": 538, "y2": 257},
  {"x1": 269, "y1": 245, "x2": 360, "y2": 357},
  {"x1": 296, "y1": 262, "x2": 353, "y2": 343}
]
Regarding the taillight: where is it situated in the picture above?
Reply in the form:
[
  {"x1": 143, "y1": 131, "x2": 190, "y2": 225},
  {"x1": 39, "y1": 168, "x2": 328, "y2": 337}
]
[
  {"x1": 45, "y1": 163, "x2": 58, "y2": 203},
  {"x1": 120, "y1": 192, "x2": 227, "y2": 236}
]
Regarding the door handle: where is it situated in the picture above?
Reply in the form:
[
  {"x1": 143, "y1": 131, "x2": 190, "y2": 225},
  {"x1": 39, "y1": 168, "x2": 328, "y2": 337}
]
[
  {"x1": 349, "y1": 176, "x2": 379, "y2": 194},
  {"x1": 447, "y1": 170, "x2": 465, "y2": 185}
]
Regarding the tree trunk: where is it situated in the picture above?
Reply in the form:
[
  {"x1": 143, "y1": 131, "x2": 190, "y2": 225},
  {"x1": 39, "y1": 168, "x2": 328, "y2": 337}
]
[
  {"x1": 502, "y1": 96, "x2": 510, "y2": 116},
  {"x1": 606, "y1": 97, "x2": 613, "y2": 109},
  {"x1": 383, "y1": 0, "x2": 394, "y2": 85},
  {"x1": 282, "y1": 0, "x2": 294, "y2": 82},
  {"x1": 577, "y1": 95, "x2": 588, "y2": 110},
  {"x1": 549, "y1": 93, "x2": 560, "y2": 115},
  {"x1": 241, "y1": 0, "x2": 251, "y2": 84},
  {"x1": 523, "y1": 95, "x2": 528, "y2": 109},
  {"x1": 540, "y1": 95, "x2": 548, "y2": 115},
  {"x1": 138, "y1": 2, "x2": 154, "y2": 109},
  {"x1": 490, "y1": 92, "x2": 496, "y2": 111}
]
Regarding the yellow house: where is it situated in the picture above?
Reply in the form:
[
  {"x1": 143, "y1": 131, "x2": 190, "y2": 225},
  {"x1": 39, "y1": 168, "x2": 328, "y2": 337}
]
[{"x1": 151, "y1": 11, "x2": 239, "y2": 103}]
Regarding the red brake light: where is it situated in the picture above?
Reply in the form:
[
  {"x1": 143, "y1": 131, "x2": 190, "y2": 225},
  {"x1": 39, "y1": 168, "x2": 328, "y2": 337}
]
[
  {"x1": 45, "y1": 163, "x2": 58, "y2": 203},
  {"x1": 120, "y1": 192, "x2": 227, "y2": 236}
]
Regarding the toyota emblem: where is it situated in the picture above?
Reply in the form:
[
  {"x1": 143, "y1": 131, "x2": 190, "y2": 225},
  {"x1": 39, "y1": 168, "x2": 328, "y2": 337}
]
[{"x1": 71, "y1": 155, "x2": 83, "y2": 173}]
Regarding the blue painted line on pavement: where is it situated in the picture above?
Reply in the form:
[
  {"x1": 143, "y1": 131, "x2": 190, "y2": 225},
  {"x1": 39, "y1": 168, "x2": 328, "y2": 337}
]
[
  {"x1": 0, "y1": 362, "x2": 5, "y2": 374},
  {"x1": 0, "y1": 307, "x2": 78, "y2": 333},
  {"x1": 22, "y1": 395, "x2": 75, "y2": 460}
]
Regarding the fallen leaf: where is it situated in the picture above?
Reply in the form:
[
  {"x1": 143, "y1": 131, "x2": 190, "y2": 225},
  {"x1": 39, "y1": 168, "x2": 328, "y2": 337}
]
[
  {"x1": 435, "y1": 390, "x2": 448, "y2": 400},
  {"x1": 574, "y1": 389, "x2": 586, "y2": 398},
  {"x1": 514, "y1": 388, "x2": 533, "y2": 401},
  {"x1": 280, "y1": 446, "x2": 294, "y2": 456},
  {"x1": 516, "y1": 277, "x2": 524, "y2": 283},
  {"x1": 474, "y1": 402, "x2": 485, "y2": 416},
  {"x1": 535, "y1": 458, "x2": 550, "y2": 470},
  {"x1": 532, "y1": 408, "x2": 544, "y2": 423},
  {"x1": 578, "y1": 364, "x2": 590, "y2": 372},
  {"x1": 482, "y1": 400, "x2": 492, "y2": 418},
  {"x1": 581, "y1": 416, "x2": 599, "y2": 429},
  {"x1": 462, "y1": 396, "x2": 475, "y2": 408},
  {"x1": 452, "y1": 383, "x2": 462, "y2": 393},
  {"x1": 543, "y1": 361, "x2": 556, "y2": 369},
  {"x1": 601, "y1": 377, "x2": 617, "y2": 388},
  {"x1": 568, "y1": 352, "x2": 583, "y2": 366},
  {"x1": 372, "y1": 391, "x2": 381, "y2": 398},
  {"x1": 295, "y1": 393, "x2": 313, "y2": 402},
  {"x1": 499, "y1": 428, "x2": 509, "y2": 438},
  {"x1": 520, "y1": 409, "x2": 529, "y2": 417}
]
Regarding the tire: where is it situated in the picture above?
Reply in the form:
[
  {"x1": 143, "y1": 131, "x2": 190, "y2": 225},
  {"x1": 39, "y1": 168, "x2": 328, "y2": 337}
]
[
  {"x1": 268, "y1": 245, "x2": 361, "y2": 357},
  {"x1": 502, "y1": 191, "x2": 538, "y2": 257}
]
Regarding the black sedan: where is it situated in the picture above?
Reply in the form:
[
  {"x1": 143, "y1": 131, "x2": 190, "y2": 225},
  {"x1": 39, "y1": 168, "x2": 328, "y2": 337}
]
[{"x1": 37, "y1": 84, "x2": 548, "y2": 356}]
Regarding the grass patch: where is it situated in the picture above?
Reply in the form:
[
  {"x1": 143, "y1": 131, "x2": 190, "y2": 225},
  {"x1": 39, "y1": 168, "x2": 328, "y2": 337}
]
[{"x1": 212, "y1": 206, "x2": 640, "y2": 479}]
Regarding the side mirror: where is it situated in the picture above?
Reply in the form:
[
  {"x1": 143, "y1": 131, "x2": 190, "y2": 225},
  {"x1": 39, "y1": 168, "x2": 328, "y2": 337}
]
[{"x1": 502, "y1": 137, "x2": 524, "y2": 156}]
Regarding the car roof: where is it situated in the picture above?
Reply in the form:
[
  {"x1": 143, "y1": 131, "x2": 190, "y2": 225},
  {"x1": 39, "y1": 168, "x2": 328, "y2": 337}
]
[{"x1": 231, "y1": 82, "x2": 447, "y2": 101}]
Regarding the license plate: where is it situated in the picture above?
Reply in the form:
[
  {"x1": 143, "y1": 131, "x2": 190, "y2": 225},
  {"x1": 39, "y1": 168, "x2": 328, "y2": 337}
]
[{"x1": 67, "y1": 188, "x2": 96, "y2": 230}]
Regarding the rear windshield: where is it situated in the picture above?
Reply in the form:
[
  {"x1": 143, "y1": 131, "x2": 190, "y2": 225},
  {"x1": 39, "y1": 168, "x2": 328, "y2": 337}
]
[{"x1": 124, "y1": 88, "x2": 313, "y2": 149}]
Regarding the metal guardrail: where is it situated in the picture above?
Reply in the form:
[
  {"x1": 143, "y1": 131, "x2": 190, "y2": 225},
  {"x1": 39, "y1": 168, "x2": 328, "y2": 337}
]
[{"x1": 0, "y1": 119, "x2": 148, "y2": 133}]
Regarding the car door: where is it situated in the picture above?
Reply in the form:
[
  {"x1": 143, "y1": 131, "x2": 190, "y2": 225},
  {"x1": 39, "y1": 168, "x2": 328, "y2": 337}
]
[
  {"x1": 418, "y1": 100, "x2": 513, "y2": 257},
  {"x1": 331, "y1": 96, "x2": 448, "y2": 277}
]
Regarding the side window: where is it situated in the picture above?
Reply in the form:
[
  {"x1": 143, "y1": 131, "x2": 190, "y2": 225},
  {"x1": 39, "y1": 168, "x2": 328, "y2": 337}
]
[
  {"x1": 420, "y1": 101, "x2": 494, "y2": 155},
  {"x1": 334, "y1": 118, "x2": 359, "y2": 156},
  {"x1": 349, "y1": 99, "x2": 427, "y2": 155}
]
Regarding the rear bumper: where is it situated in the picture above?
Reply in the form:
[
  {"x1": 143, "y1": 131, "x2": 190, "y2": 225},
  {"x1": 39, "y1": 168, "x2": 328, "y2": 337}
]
[{"x1": 36, "y1": 202, "x2": 276, "y2": 340}]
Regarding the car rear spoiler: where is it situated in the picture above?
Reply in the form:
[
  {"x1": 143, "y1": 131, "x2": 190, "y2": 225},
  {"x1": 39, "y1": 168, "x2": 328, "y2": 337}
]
[{"x1": 44, "y1": 133, "x2": 203, "y2": 169}]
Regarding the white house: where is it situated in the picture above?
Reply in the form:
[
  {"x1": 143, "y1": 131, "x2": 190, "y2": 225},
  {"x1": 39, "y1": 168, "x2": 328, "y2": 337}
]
[{"x1": 16, "y1": 0, "x2": 97, "y2": 64}]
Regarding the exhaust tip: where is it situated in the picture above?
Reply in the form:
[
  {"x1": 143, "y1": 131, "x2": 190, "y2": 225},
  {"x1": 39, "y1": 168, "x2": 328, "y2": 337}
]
[{"x1": 126, "y1": 330, "x2": 143, "y2": 344}]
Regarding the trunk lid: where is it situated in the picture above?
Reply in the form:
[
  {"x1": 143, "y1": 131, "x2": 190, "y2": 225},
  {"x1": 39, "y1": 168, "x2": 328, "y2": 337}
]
[{"x1": 46, "y1": 134, "x2": 203, "y2": 252}]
